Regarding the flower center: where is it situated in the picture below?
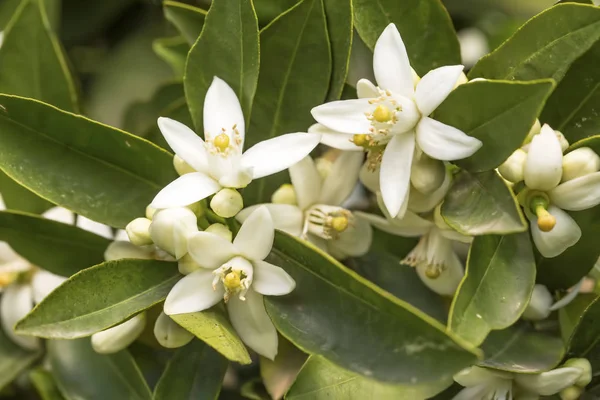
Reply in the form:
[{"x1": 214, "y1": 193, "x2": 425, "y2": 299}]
[
  {"x1": 213, "y1": 133, "x2": 230, "y2": 152},
  {"x1": 352, "y1": 134, "x2": 370, "y2": 147},
  {"x1": 402, "y1": 229, "x2": 453, "y2": 279},
  {"x1": 224, "y1": 271, "x2": 242, "y2": 290},
  {"x1": 529, "y1": 195, "x2": 556, "y2": 232},
  {"x1": 372, "y1": 105, "x2": 393, "y2": 123},
  {"x1": 212, "y1": 256, "x2": 253, "y2": 302},
  {"x1": 206, "y1": 125, "x2": 242, "y2": 156},
  {"x1": 330, "y1": 216, "x2": 349, "y2": 233},
  {"x1": 304, "y1": 205, "x2": 353, "y2": 240}
]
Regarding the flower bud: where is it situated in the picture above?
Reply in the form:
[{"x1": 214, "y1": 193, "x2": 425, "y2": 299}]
[
  {"x1": 91, "y1": 313, "x2": 146, "y2": 354},
  {"x1": 149, "y1": 207, "x2": 198, "y2": 259},
  {"x1": 457, "y1": 28, "x2": 488, "y2": 68},
  {"x1": 498, "y1": 149, "x2": 527, "y2": 183},
  {"x1": 145, "y1": 205, "x2": 157, "y2": 220},
  {"x1": 205, "y1": 223, "x2": 233, "y2": 242},
  {"x1": 556, "y1": 130, "x2": 570, "y2": 152},
  {"x1": 561, "y1": 148, "x2": 600, "y2": 182},
  {"x1": 154, "y1": 312, "x2": 194, "y2": 349},
  {"x1": 454, "y1": 72, "x2": 469, "y2": 88},
  {"x1": 524, "y1": 119, "x2": 542, "y2": 144},
  {"x1": 315, "y1": 156, "x2": 334, "y2": 179},
  {"x1": 563, "y1": 358, "x2": 592, "y2": 387},
  {"x1": 125, "y1": 218, "x2": 153, "y2": 246},
  {"x1": 177, "y1": 253, "x2": 201, "y2": 275},
  {"x1": 271, "y1": 184, "x2": 297, "y2": 205},
  {"x1": 560, "y1": 386, "x2": 583, "y2": 400},
  {"x1": 173, "y1": 155, "x2": 195, "y2": 176},
  {"x1": 522, "y1": 284, "x2": 553, "y2": 321},
  {"x1": 210, "y1": 188, "x2": 243, "y2": 218},
  {"x1": 104, "y1": 241, "x2": 154, "y2": 261},
  {"x1": 410, "y1": 154, "x2": 446, "y2": 194}
]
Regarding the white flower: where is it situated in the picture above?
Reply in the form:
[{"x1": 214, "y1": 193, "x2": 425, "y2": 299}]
[
  {"x1": 457, "y1": 28, "x2": 489, "y2": 68},
  {"x1": 151, "y1": 77, "x2": 321, "y2": 213},
  {"x1": 163, "y1": 207, "x2": 295, "y2": 359},
  {"x1": 311, "y1": 23, "x2": 482, "y2": 218},
  {"x1": 91, "y1": 313, "x2": 146, "y2": 354},
  {"x1": 523, "y1": 280, "x2": 585, "y2": 321},
  {"x1": 236, "y1": 153, "x2": 372, "y2": 259},
  {"x1": 148, "y1": 207, "x2": 198, "y2": 260}
]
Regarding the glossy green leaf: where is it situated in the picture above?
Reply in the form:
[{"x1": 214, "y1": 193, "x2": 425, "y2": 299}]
[
  {"x1": 449, "y1": 232, "x2": 536, "y2": 346},
  {"x1": 48, "y1": 338, "x2": 152, "y2": 400},
  {"x1": 265, "y1": 232, "x2": 480, "y2": 384},
  {"x1": 0, "y1": 171, "x2": 51, "y2": 214},
  {"x1": 184, "y1": 0, "x2": 259, "y2": 129},
  {"x1": 16, "y1": 259, "x2": 180, "y2": 339},
  {"x1": 170, "y1": 308, "x2": 252, "y2": 365},
  {"x1": 563, "y1": 295, "x2": 600, "y2": 371},
  {"x1": 286, "y1": 356, "x2": 452, "y2": 400},
  {"x1": 0, "y1": 0, "x2": 19, "y2": 28},
  {"x1": 240, "y1": 379, "x2": 271, "y2": 400},
  {"x1": 323, "y1": 0, "x2": 352, "y2": 100},
  {"x1": 469, "y1": 4, "x2": 600, "y2": 83},
  {"x1": 0, "y1": 95, "x2": 178, "y2": 228},
  {"x1": 559, "y1": 293, "x2": 597, "y2": 341},
  {"x1": 352, "y1": 0, "x2": 460, "y2": 74},
  {"x1": 163, "y1": 1, "x2": 207, "y2": 45},
  {"x1": 153, "y1": 36, "x2": 188, "y2": 79},
  {"x1": 244, "y1": 0, "x2": 331, "y2": 205},
  {"x1": 29, "y1": 368, "x2": 66, "y2": 400},
  {"x1": 479, "y1": 323, "x2": 564, "y2": 373},
  {"x1": 441, "y1": 170, "x2": 527, "y2": 236},
  {"x1": 0, "y1": 323, "x2": 40, "y2": 390},
  {"x1": 260, "y1": 337, "x2": 306, "y2": 400},
  {"x1": 253, "y1": 0, "x2": 300, "y2": 25},
  {"x1": 434, "y1": 79, "x2": 555, "y2": 172},
  {"x1": 0, "y1": 210, "x2": 110, "y2": 277},
  {"x1": 154, "y1": 340, "x2": 228, "y2": 400}
]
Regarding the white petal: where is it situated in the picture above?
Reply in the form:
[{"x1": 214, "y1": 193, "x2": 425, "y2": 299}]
[
  {"x1": 91, "y1": 313, "x2": 146, "y2": 354},
  {"x1": 289, "y1": 157, "x2": 322, "y2": 210},
  {"x1": 359, "y1": 162, "x2": 379, "y2": 194},
  {"x1": 309, "y1": 123, "x2": 362, "y2": 151},
  {"x1": 380, "y1": 132, "x2": 415, "y2": 218},
  {"x1": 227, "y1": 289, "x2": 278, "y2": 360},
  {"x1": 327, "y1": 216, "x2": 373, "y2": 259},
  {"x1": 416, "y1": 251, "x2": 464, "y2": 296},
  {"x1": 252, "y1": 260, "x2": 295, "y2": 295},
  {"x1": 549, "y1": 171, "x2": 600, "y2": 211},
  {"x1": 234, "y1": 206, "x2": 274, "y2": 261},
  {"x1": 187, "y1": 232, "x2": 237, "y2": 269},
  {"x1": 311, "y1": 99, "x2": 373, "y2": 134},
  {"x1": 373, "y1": 24, "x2": 414, "y2": 98},
  {"x1": 549, "y1": 279, "x2": 583, "y2": 311},
  {"x1": 164, "y1": 270, "x2": 224, "y2": 315},
  {"x1": 415, "y1": 65, "x2": 464, "y2": 117},
  {"x1": 355, "y1": 211, "x2": 432, "y2": 237},
  {"x1": 237, "y1": 204, "x2": 304, "y2": 237},
  {"x1": 356, "y1": 79, "x2": 379, "y2": 99},
  {"x1": 157, "y1": 117, "x2": 209, "y2": 172},
  {"x1": 31, "y1": 270, "x2": 66, "y2": 304},
  {"x1": 42, "y1": 207, "x2": 75, "y2": 225},
  {"x1": 524, "y1": 124, "x2": 563, "y2": 191},
  {"x1": 76, "y1": 216, "x2": 113, "y2": 239},
  {"x1": 151, "y1": 172, "x2": 221, "y2": 209},
  {"x1": 515, "y1": 367, "x2": 581, "y2": 395},
  {"x1": 153, "y1": 311, "x2": 194, "y2": 348},
  {"x1": 416, "y1": 117, "x2": 482, "y2": 161},
  {"x1": 203, "y1": 77, "x2": 245, "y2": 145},
  {"x1": 1, "y1": 284, "x2": 39, "y2": 350},
  {"x1": 531, "y1": 206, "x2": 581, "y2": 258},
  {"x1": 241, "y1": 133, "x2": 321, "y2": 179},
  {"x1": 319, "y1": 152, "x2": 363, "y2": 206}
]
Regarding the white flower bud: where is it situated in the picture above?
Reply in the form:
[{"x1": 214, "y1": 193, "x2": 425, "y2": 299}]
[
  {"x1": 524, "y1": 119, "x2": 542, "y2": 144},
  {"x1": 498, "y1": 149, "x2": 527, "y2": 183},
  {"x1": 205, "y1": 223, "x2": 233, "y2": 242},
  {"x1": 563, "y1": 358, "x2": 592, "y2": 387},
  {"x1": 145, "y1": 205, "x2": 157, "y2": 220},
  {"x1": 210, "y1": 188, "x2": 243, "y2": 218},
  {"x1": 153, "y1": 312, "x2": 194, "y2": 349},
  {"x1": 173, "y1": 155, "x2": 195, "y2": 176},
  {"x1": 560, "y1": 386, "x2": 583, "y2": 400},
  {"x1": 125, "y1": 218, "x2": 153, "y2": 246},
  {"x1": 410, "y1": 154, "x2": 446, "y2": 194},
  {"x1": 149, "y1": 207, "x2": 198, "y2": 259},
  {"x1": 104, "y1": 241, "x2": 154, "y2": 261},
  {"x1": 457, "y1": 28, "x2": 489, "y2": 68},
  {"x1": 454, "y1": 72, "x2": 469, "y2": 88},
  {"x1": 562, "y1": 148, "x2": 600, "y2": 182},
  {"x1": 177, "y1": 253, "x2": 201, "y2": 275},
  {"x1": 91, "y1": 313, "x2": 146, "y2": 354},
  {"x1": 315, "y1": 157, "x2": 334, "y2": 179},
  {"x1": 271, "y1": 184, "x2": 297, "y2": 205},
  {"x1": 522, "y1": 284, "x2": 553, "y2": 321},
  {"x1": 556, "y1": 130, "x2": 570, "y2": 152}
]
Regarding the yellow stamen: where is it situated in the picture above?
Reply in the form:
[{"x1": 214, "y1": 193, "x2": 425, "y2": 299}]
[
  {"x1": 330, "y1": 216, "x2": 349, "y2": 233},
  {"x1": 0, "y1": 271, "x2": 17, "y2": 287},
  {"x1": 372, "y1": 105, "x2": 392, "y2": 123},
  {"x1": 425, "y1": 267, "x2": 441, "y2": 279},
  {"x1": 214, "y1": 133, "x2": 230, "y2": 152},
  {"x1": 223, "y1": 271, "x2": 241, "y2": 290},
  {"x1": 352, "y1": 134, "x2": 369, "y2": 147},
  {"x1": 530, "y1": 196, "x2": 556, "y2": 232}
]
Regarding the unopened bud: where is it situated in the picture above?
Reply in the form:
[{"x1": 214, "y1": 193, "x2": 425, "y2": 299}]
[
  {"x1": 556, "y1": 131, "x2": 570, "y2": 152},
  {"x1": 91, "y1": 313, "x2": 146, "y2": 354},
  {"x1": 125, "y1": 218, "x2": 153, "y2": 246},
  {"x1": 173, "y1": 155, "x2": 195, "y2": 176},
  {"x1": 104, "y1": 241, "x2": 154, "y2": 261},
  {"x1": 210, "y1": 189, "x2": 243, "y2": 218},
  {"x1": 524, "y1": 119, "x2": 542, "y2": 144},
  {"x1": 149, "y1": 207, "x2": 198, "y2": 259},
  {"x1": 498, "y1": 149, "x2": 527, "y2": 183},
  {"x1": 560, "y1": 386, "x2": 583, "y2": 400},
  {"x1": 563, "y1": 358, "x2": 592, "y2": 387},
  {"x1": 178, "y1": 253, "x2": 201, "y2": 275},
  {"x1": 410, "y1": 154, "x2": 446, "y2": 194},
  {"x1": 205, "y1": 223, "x2": 232, "y2": 242},
  {"x1": 454, "y1": 72, "x2": 469, "y2": 88},
  {"x1": 145, "y1": 205, "x2": 157, "y2": 220},
  {"x1": 154, "y1": 312, "x2": 194, "y2": 349},
  {"x1": 562, "y1": 148, "x2": 600, "y2": 182},
  {"x1": 271, "y1": 184, "x2": 297, "y2": 205},
  {"x1": 522, "y1": 284, "x2": 553, "y2": 321}
]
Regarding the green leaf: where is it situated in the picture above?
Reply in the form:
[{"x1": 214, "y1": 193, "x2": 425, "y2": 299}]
[
  {"x1": 153, "y1": 340, "x2": 228, "y2": 400},
  {"x1": 563, "y1": 295, "x2": 600, "y2": 371},
  {"x1": 352, "y1": 0, "x2": 460, "y2": 74},
  {"x1": 0, "y1": 322, "x2": 40, "y2": 390},
  {"x1": 48, "y1": 338, "x2": 152, "y2": 400},
  {"x1": 265, "y1": 232, "x2": 480, "y2": 384},
  {"x1": 286, "y1": 356, "x2": 453, "y2": 400},
  {"x1": 441, "y1": 170, "x2": 527, "y2": 236},
  {"x1": 29, "y1": 368, "x2": 66, "y2": 400},
  {"x1": 163, "y1": 1, "x2": 207, "y2": 45},
  {"x1": 469, "y1": 3, "x2": 600, "y2": 84},
  {"x1": 0, "y1": 95, "x2": 178, "y2": 228},
  {"x1": 244, "y1": 0, "x2": 331, "y2": 205},
  {"x1": 184, "y1": 0, "x2": 259, "y2": 129},
  {"x1": 479, "y1": 324, "x2": 565, "y2": 373},
  {"x1": 153, "y1": 36, "x2": 188, "y2": 79},
  {"x1": 0, "y1": 210, "x2": 110, "y2": 277},
  {"x1": 170, "y1": 308, "x2": 252, "y2": 365},
  {"x1": 541, "y1": 41, "x2": 600, "y2": 143},
  {"x1": 559, "y1": 293, "x2": 597, "y2": 341},
  {"x1": 449, "y1": 232, "x2": 536, "y2": 346},
  {"x1": 0, "y1": 171, "x2": 52, "y2": 214},
  {"x1": 253, "y1": 0, "x2": 300, "y2": 25},
  {"x1": 434, "y1": 79, "x2": 555, "y2": 172},
  {"x1": 323, "y1": 0, "x2": 352, "y2": 100},
  {"x1": 16, "y1": 259, "x2": 180, "y2": 339}
]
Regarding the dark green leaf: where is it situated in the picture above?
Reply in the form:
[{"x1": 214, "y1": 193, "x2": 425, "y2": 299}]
[
  {"x1": 559, "y1": 293, "x2": 597, "y2": 341},
  {"x1": 48, "y1": 338, "x2": 152, "y2": 400},
  {"x1": 0, "y1": 95, "x2": 178, "y2": 228},
  {"x1": 16, "y1": 259, "x2": 180, "y2": 338},
  {"x1": 564, "y1": 295, "x2": 600, "y2": 371},
  {"x1": 323, "y1": 0, "x2": 352, "y2": 101},
  {"x1": 253, "y1": 0, "x2": 300, "y2": 25},
  {"x1": 29, "y1": 368, "x2": 66, "y2": 400},
  {"x1": 469, "y1": 4, "x2": 600, "y2": 83},
  {"x1": 153, "y1": 36, "x2": 188, "y2": 79},
  {"x1": 154, "y1": 340, "x2": 227, "y2": 400},
  {"x1": 352, "y1": 0, "x2": 460, "y2": 74},
  {"x1": 449, "y1": 232, "x2": 536, "y2": 346},
  {"x1": 163, "y1": 1, "x2": 207, "y2": 45},
  {"x1": 184, "y1": 0, "x2": 259, "y2": 129},
  {"x1": 266, "y1": 232, "x2": 480, "y2": 384},
  {"x1": 0, "y1": 171, "x2": 52, "y2": 214},
  {"x1": 170, "y1": 308, "x2": 252, "y2": 365},
  {"x1": 0, "y1": 0, "x2": 19, "y2": 29},
  {"x1": 0, "y1": 323, "x2": 40, "y2": 390},
  {"x1": 240, "y1": 378, "x2": 271, "y2": 400},
  {"x1": 434, "y1": 79, "x2": 555, "y2": 172},
  {"x1": 441, "y1": 170, "x2": 527, "y2": 236}
]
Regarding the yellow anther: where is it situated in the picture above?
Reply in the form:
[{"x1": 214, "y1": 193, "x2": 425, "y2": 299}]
[
  {"x1": 536, "y1": 208, "x2": 556, "y2": 232},
  {"x1": 214, "y1": 133, "x2": 230, "y2": 152},
  {"x1": 352, "y1": 134, "x2": 370, "y2": 147},
  {"x1": 0, "y1": 271, "x2": 17, "y2": 287},
  {"x1": 372, "y1": 105, "x2": 392, "y2": 123},
  {"x1": 224, "y1": 271, "x2": 241, "y2": 290},
  {"x1": 425, "y1": 267, "x2": 441, "y2": 279},
  {"x1": 330, "y1": 216, "x2": 349, "y2": 233}
]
